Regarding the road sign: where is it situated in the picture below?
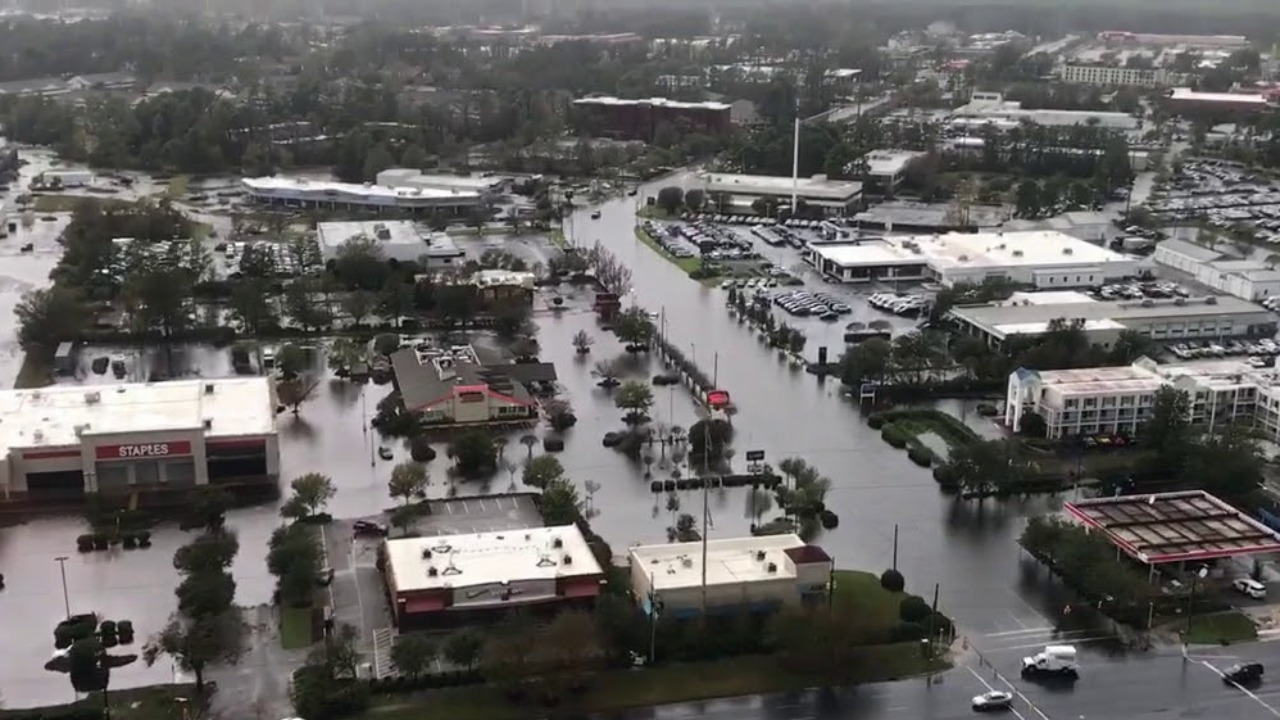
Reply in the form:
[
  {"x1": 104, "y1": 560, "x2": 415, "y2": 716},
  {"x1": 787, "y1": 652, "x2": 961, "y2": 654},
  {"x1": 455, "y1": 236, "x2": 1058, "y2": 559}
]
[{"x1": 746, "y1": 450, "x2": 765, "y2": 462}]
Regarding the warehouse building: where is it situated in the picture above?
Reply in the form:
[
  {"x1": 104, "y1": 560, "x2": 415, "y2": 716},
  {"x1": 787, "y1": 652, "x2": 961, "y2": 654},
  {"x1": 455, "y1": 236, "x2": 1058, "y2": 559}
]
[
  {"x1": 0, "y1": 378, "x2": 280, "y2": 504},
  {"x1": 241, "y1": 176, "x2": 487, "y2": 215},
  {"x1": 1154, "y1": 239, "x2": 1280, "y2": 302},
  {"x1": 629, "y1": 534, "x2": 833, "y2": 618},
  {"x1": 950, "y1": 290, "x2": 1275, "y2": 349},
  {"x1": 858, "y1": 150, "x2": 926, "y2": 193},
  {"x1": 1164, "y1": 88, "x2": 1280, "y2": 118},
  {"x1": 572, "y1": 96, "x2": 732, "y2": 141},
  {"x1": 951, "y1": 92, "x2": 1140, "y2": 130},
  {"x1": 1004, "y1": 355, "x2": 1280, "y2": 440},
  {"x1": 316, "y1": 220, "x2": 463, "y2": 267},
  {"x1": 700, "y1": 172, "x2": 863, "y2": 216},
  {"x1": 382, "y1": 525, "x2": 605, "y2": 629},
  {"x1": 805, "y1": 230, "x2": 1137, "y2": 288}
]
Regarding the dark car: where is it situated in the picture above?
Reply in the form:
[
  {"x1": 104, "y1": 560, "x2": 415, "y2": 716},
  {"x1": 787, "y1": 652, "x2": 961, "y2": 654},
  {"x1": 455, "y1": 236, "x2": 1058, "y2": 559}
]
[
  {"x1": 353, "y1": 520, "x2": 388, "y2": 537},
  {"x1": 1224, "y1": 662, "x2": 1264, "y2": 685}
]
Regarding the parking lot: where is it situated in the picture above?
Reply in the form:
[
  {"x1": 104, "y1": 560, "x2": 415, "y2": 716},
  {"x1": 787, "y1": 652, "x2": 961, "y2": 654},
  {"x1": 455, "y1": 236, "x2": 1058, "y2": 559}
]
[{"x1": 1148, "y1": 159, "x2": 1280, "y2": 243}]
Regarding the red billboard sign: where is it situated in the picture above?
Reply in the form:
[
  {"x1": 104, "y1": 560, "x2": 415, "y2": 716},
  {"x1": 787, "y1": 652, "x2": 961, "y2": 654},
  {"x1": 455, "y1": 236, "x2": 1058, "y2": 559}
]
[{"x1": 95, "y1": 441, "x2": 192, "y2": 461}]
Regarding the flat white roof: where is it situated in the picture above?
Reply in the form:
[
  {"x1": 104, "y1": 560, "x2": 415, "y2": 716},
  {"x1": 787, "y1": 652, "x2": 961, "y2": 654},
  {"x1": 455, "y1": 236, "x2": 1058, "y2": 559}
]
[
  {"x1": 242, "y1": 176, "x2": 481, "y2": 201},
  {"x1": 0, "y1": 378, "x2": 276, "y2": 454},
  {"x1": 374, "y1": 168, "x2": 503, "y2": 193},
  {"x1": 1006, "y1": 290, "x2": 1098, "y2": 306},
  {"x1": 629, "y1": 533, "x2": 827, "y2": 592},
  {"x1": 1169, "y1": 88, "x2": 1270, "y2": 105},
  {"x1": 812, "y1": 230, "x2": 1127, "y2": 271},
  {"x1": 573, "y1": 95, "x2": 731, "y2": 111},
  {"x1": 994, "y1": 319, "x2": 1127, "y2": 338},
  {"x1": 316, "y1": 220, "x2": 460, "y2": 257},
  {"x1": 702, "y1": 173, "x2": 863, "y2": 203},
  {"x1": 862, "y1": 150, "x2": 926, "y2": 177},
  {"x1": 385, "y1": 525, "x2": 602, "y2": 593}
]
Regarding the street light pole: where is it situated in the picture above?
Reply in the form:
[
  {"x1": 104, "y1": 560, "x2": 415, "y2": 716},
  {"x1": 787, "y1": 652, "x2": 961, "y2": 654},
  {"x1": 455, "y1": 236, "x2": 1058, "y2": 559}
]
[{"x1": 54, "y1": 556, "x2": 71, "y2": 619}]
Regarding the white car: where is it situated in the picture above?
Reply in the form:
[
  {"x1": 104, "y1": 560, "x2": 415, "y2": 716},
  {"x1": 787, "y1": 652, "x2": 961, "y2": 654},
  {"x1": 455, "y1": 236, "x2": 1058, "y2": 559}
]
[
  {"x1": 1234, "y1": 577, "x2": 1267, "y2": 600},
  {"x1": 972, "y1": 691, "x2": 1014, "y2": 712}
]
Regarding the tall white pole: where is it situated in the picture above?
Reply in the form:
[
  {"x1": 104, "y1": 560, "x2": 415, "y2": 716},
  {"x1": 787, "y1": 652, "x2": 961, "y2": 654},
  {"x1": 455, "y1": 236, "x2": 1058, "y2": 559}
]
[{"x1": 791, "y1": 106, "x2": 801, "y2": 213}]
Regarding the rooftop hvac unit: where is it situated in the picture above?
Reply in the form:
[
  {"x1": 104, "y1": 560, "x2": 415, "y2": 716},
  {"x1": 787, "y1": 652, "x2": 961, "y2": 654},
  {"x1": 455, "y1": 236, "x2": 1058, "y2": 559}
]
[
  {"x1": 422, "y1": 549, "x2": 433, "y2": 559},
  {"x1": 84, "y1": 391, "x2": 101, "y2": 404},
  {"x1": 767, "y1": 562, "x2": 778, "y2": 573},
  {"x1": 1206, "y1": 296, "x2": 1218, "y2": 305},
  {"x1": 427, "y1": 566, "x2": 438, "y2": 577},
  {"x1": 552, "y1": 537, "x2": 563, "y2": 549},
  {"x1": 203, "y1": 419, "x2": 212, "y2": 430},
  {"x1": 1012, "y1": 250, "x2": 1023, "y2": 257},
  {"x1": 32, "y1": 430, "x2": 44, "y2": 444},
  {"x1": 681, "y1": 557, "x2": 694, "y2": 568},
  {"x1": 755, "y1": 551, "x2": 766, "y2": 561},
  {"x1": 1063, "y1": 248, "x2": 1073, "y2": 255},
  {"x1": 204, "y1": 383, "x2": 215, "y2": 394},
  {"x1": 563, "y1": 554, "x2": 572, "y2": 565}
]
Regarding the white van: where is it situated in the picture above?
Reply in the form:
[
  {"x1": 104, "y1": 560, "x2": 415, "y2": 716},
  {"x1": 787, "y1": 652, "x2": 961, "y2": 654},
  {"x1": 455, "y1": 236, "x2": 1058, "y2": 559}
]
[{"x1": 1233, "y1": 577, "x2": 1267, "y2": 600}]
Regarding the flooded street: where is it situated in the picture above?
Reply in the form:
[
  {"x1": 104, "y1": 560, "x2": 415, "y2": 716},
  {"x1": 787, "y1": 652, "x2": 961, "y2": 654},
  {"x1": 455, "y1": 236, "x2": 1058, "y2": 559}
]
[{"x1": 0, "y1": 165, "x2": 1070, "y2": 707}]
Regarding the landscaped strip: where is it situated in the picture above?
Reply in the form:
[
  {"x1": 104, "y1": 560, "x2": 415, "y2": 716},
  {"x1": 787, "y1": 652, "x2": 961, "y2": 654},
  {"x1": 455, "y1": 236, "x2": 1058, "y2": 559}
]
[
  {"x1": 634, "y1": 225, "x2": 702, "y2": 274},
  {"x1": 363, "y1": 646, "x2": 947, "y2": 720},
  {"x1": 1186, "y1": 610, "x2": 1258, "y2": 645},
  {"x1": 868, "y1": 408, "x2": 981, "y2": 468}
]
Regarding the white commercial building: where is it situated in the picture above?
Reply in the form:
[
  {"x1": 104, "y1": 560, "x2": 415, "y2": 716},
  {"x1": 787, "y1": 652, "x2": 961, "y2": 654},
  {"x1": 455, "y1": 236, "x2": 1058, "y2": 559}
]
[
  {"x1": 374, "y1": 169, "x2": 506, "y2": 198},
  {"x1": 0, "y1": 378, "x2": 280, "y2": 504},
  {"x1": 383, "y1": 524, "x2": 605, "y2": 627},
  {"x1": 241, "y1": 176, "x2": 487, "y2": 215},
  {"x1": 629, "y1": 534, "x2": 833, "y2": 618},
  {"x1": 1154, "y1": 239, "x2": 1280, "y2": 302},
  {"x1": 699, "y1": 172, "x2": 863, "y2": 216},
  {"x1": 952, "y1": 92, "x2": 1140, "y2": 130},
  {"x1": 805, "y1": 230, "x2": 1137, "y2": 288},
  {"x1": 316, "y1": 220, "x2": 464, "y2": 267},
  {"x1": 950, "y1": 290, "x2": 1275, "y2": 349},
  {"x1": 859, "y1": 150, "x2": 926, "y2": 192},
  {"x1": 1005, "y1": 356, "x2": 1280, "y2": 440}
]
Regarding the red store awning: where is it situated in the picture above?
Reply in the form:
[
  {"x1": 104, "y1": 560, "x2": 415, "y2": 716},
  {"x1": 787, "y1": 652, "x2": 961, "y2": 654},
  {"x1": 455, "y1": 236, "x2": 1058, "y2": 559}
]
[{"x1": 402, "y1": 595, "x2": 446, "y2": 614}]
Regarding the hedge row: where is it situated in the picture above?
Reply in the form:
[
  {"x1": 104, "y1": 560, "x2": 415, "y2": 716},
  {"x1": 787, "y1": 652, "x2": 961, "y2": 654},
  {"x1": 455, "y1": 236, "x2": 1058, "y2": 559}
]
[
  {"x1": 648, "y1": 475, "x2": 782, "y2": 494},
  {"x1": 366, "y1": 670, "x2": 482, "y2": 694}
]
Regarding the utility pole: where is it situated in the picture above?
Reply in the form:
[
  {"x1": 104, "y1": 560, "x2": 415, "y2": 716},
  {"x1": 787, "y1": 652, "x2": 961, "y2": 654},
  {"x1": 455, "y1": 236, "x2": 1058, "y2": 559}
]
[
  {"x1": 55, "y1": 556, "x2": 71, "y2": 619},
  {"x1": 892, "y1": 524, "x2": 899, "y2": 571},
  {"x1": 699, "y1": 353, "x2": 720, "y2": 621},
  {"x1": 790, "y1": 95, "x2": 801, "y2": 215},
  {"x1": 926, "y1": 582, "x2": 940, "y2": 655}
]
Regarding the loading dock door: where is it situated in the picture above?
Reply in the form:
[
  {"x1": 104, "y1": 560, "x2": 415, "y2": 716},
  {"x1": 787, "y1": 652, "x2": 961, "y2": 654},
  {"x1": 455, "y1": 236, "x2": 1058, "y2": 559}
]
[{"x1": 25, "y1": 470, "x2": 86, "y2": 502}]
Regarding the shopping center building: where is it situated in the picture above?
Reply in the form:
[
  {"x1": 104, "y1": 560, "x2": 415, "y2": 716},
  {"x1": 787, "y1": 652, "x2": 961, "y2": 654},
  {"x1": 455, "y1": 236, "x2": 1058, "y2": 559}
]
[{"x1": 0, "y1": 378, "x2": 280, "y2": 504}]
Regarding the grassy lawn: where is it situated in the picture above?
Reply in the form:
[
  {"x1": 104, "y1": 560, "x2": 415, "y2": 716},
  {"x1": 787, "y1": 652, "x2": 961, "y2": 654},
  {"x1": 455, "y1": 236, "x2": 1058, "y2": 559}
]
[
  {"x1": 363, "y1": 646, "x2": 945, "y2": 720},
  {"x1": 166, "y1": 174, "x2": 190, "y2": 198},
  {"x1": 1186, "y1": 611, "x2": 1258, "y2": 645},
  {"x1": 31, "y1": 194, "x2": 130, "y2": 213},
  {"x1": 634, "y1": 226, "x2": 702, "y2": 274},
  {"x1": 281, "y1": 605, "x2": 314, "y2": 649},
  {"x1": 831, "y1": 569, "x2": 907, "y2": 628},
  {"x1": 0, "y1": 684, "x2": 199, "y2": 720}
]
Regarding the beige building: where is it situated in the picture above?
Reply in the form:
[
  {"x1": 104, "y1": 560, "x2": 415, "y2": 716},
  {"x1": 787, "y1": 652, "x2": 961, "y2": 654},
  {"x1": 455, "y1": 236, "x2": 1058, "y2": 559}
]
[
  {"x1": 0, "y1": 378, "x2": 279, "y2": 504},
  {"x1": 1058, "y1": 64, "x2": 1168, "y2": 88},
  {"x1": 629, "y1": 534, "x2": 833, "y2": 618}
]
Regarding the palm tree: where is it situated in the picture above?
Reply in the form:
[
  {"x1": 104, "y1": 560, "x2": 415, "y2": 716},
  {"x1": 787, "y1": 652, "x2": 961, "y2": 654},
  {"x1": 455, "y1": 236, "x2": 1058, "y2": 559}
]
[
  {"x1": 592, "y1": 358, "x2": 621, "y2": 389},
  {"x1": 520, "y1": 434, "x2": 538, "y2": 461},
  {"x1": 494, "y1": 436, "x2": 509, "y2": 460}
]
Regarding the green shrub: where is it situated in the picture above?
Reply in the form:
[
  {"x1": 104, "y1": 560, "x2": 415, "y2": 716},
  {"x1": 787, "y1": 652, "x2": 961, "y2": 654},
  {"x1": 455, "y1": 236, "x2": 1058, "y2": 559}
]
[
  {"x1": 880, "y1": 569, "x2": 906, "y2": 593},
  {"x1": 906, "y1": 446, "x2": 933, "y2": 467},
  {"x1": 867, "y1": 413, "x2": 886, "y2": 430},
  {"x1": 900, "y1": 595, "x2": 932, "y2": 623},
  {"x1": 933, "y1": 465, "x2": 958, "y2": 491},
  {"x1": 881, "y1": 426, "x2": 908, "y2": 449},
  {"x1": 889, "y1": 621, "x2": 928, "y2": 642}
]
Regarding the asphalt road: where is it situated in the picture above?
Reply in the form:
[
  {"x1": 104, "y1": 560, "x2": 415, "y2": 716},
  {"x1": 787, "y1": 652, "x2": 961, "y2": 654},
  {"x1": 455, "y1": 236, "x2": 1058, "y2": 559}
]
[{"x1": 599, "y1": 641, "x2": 1280, "y2": 720}]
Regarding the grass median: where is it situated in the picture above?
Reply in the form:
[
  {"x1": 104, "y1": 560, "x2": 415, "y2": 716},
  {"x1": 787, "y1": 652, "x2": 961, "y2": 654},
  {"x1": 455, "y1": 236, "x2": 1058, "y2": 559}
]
[{"x1": 1186, "y1": 610, "x2": 1258, "y2": 645}]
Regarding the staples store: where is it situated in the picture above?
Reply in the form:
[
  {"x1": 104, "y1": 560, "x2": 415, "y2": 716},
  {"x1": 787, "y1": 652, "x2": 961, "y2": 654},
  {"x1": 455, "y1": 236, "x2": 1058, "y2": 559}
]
[{"x1": 0, "y1": 378, "x2": 280, "y2": 504}]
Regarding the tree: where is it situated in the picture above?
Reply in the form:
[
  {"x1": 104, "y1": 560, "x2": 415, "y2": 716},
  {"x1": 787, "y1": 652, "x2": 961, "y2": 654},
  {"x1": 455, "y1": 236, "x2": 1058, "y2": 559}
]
[
  {"x1": 388, "y1": 462, "x2": 428, "y2": 504},
  {"x1": 285, "y1": 277, "x2": 333, "y2": 331},
  {"x1": 655, "y1": 186, "x2": 683, "y2": 215},
  {"x1": 614, "y1": 307, "x2": 654, "y2": 350},
  {"x1": 176, "y1": 570, "x2": 236, "y2": 618},
  {"x1": 527, "y1": 611, "x2": 603, "y2": 701},
  {"x1": 767, "y1": 607, "x2": 873, "y2": 682},
  {"x1": 541, "y1": 478, "x2": 584, "y2": 525},
  {"x1": 591, "y1": 358, "x2": 621, "y2": 388},
  {"x1": 1183, "y1": 423, "x2": 1265, "y2": 501},
  {"x1": 328, "y1": 337, "x2": 363, "y2": 374},
  {"x1": 67, "y1": 637, "x2": 110, "y2": 694},
  {"x1": 342, "y1": 290, "x2": 378, "y2": 327},
  {"x1": 940, "y1": 439, "x2": 1033, "y2": 498},
  {"x1": 1014, "y1": 179, "x2": 1043, "y2": 218},
  {"x1": 334, "y1": 236, "x2": 389, "y2": 291},
  {"x1": 188, "y1": 486, "x2": 231, "y2": 532},
  {"x1": 281, "y1": 473, "x2": 336, "y2": 519},
  {"x1": 1018, "y1": 411, "x2": 1047, "y2": 438},
  {"x1": 277, "y1": 375, "x2": 320, "y2": 415},
  {"x1": 276, "y1": 344, "x2": 308, "y2": 380},
  {"x1": 143, "y1": 611, "x2": 246, "y2": 693},
  {"x1": 522, "y1": 455, "x2": 565, "y2": 489},
  {"x1": 268, "y1": 523, "x2": 322, "y2": 608},
  {"x1": 442, "y1": 629, "x2": 483, "y2": 672},
  {"x1": 449, "y1": 432, "x2": 497, "y2": 477},
  {"x1": 1143, "y1": 386, "x2": 1192, "y2": 473},
  {"x1": 124, "y1": 266, "x2": 194, "y2": 340},
  {"x1": 15, "y1": 286, "x2": 89, "y2": 350},
  {"x1": 173, "y1": 531, "x2": 239, "y2": 575},
  {"x1": 683, "y1": 188, "x2": 706, "y2": 211},
  {"x1": 839, "y1": 337, "x2": 891, "y2": 386},
  {"x1": 615, "y1": 380, "x2": 654, "y2": 424},
  {"x1": 229, "y1": 279, "x2": 276, "y2": 335},
  {"x1": 572, "y1": 329, "x2": 593, "y2": 354},
  {"x1": 390, "y1": 633, "x2": 436, "y2": 680}
]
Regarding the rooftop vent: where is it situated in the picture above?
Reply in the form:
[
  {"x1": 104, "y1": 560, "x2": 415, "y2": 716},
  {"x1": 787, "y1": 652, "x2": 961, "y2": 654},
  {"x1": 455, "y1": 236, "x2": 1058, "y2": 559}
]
[
  {"x1": 427, "y1": 566, "x2": 439, "y2": 577},
  {"x1": 422, "y1": 549, "x2": 433, "y2": 559},
  {"x1": 755, "y1": 550, "x2": 766, "y2": 561},
  {"x1": 32, "y1": 429, "x2": 44, "y2": 443},
  {"x1": 1206, "y1": 296, "x2": 1218, "y2": 305},
  {"x1": 1011, "y1": 249, "x2": 1023, "y2": 258},
  {"x1": 204, "y1": 383, "x2": 215, "y2": 394},
  {"x1": 203, "y1": 418, "x2": 212, "y2": 430},
  {"x1": 681, "y1": 557, "x2": 694, "y2": 568},
  {"x1": 552, "y1": 537, "x2": 563, "y2": 549},
  {"x1": 84, "y1": 391, "x2": 101, "y2": 404},
  {"x1": 563, "y1": 554, "x2": 572, "y2": 565},
  {"x1": 1063, "y1": 247, "x2": 1073, "y2": 255},
  {"x1": 766, "y1": 562, "x2": 778, "y2": 574}
]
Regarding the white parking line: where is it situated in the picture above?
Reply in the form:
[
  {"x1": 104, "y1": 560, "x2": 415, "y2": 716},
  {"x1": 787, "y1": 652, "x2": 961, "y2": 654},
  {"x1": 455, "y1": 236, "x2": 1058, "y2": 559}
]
[
  {"x1": 1197, "y1": 660, "x2": 1280, "y2": 717},
  {"x1": 987, "y1": 627, "x2": 1056, "y2": 638},
  {"x1": 461, "y1": 500, "x2": 471, "y2": 512},
  {"x1": 445, "y1": 502, "x2": 455, "y2": 514},
  {"x1": 966, "y1": 667, "x2": 1028, "y2": 720}
]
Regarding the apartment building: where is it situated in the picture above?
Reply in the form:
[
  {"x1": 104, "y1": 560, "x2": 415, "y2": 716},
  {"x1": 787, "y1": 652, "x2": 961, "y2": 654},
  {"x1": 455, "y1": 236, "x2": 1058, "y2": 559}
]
[
  {"x1": 1006, "y1": 357, "x2": 1265, "y2": 439},
  {"x1": 1058, "y1": 64, "x2": 1168, "y2": 88}
]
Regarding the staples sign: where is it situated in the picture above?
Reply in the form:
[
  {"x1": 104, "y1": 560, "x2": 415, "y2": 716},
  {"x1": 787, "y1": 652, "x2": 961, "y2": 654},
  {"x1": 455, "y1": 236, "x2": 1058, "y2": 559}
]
[{"x1": 96, "y1": 441, "x2": 192, "y2": 460}]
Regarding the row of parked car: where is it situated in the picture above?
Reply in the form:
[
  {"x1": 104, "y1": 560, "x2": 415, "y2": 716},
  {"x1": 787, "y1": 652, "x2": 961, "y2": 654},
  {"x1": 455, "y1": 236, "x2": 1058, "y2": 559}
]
[
  {"x1": 1094, "y1": 282, "x2": 1189, "y2": 301},
  {"x1": 772, "y1": 290, "x2": 852, "y2": 320},
  {"x1": 869, "y1": 293, "x2": 929, "y2": 316},
  {"x1": 641, "y1": 220, "x2": 697, "y2": 259},
  {"x1": 752, "y1": 224, "x2": 807, "y2": 249},
  {"x1": 1166, "y1": 338, "x2": 1280, "y2": 361}
]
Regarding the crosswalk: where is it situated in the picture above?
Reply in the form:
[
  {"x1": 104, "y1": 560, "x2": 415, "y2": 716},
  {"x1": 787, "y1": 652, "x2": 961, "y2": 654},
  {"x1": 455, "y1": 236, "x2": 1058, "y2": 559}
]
[
  {"x1": 972, "y1": 626, "x2": 1122, "y2": 655},
  {"x1": 372, "y1": 627, "x2": 396, "y2": 679}
]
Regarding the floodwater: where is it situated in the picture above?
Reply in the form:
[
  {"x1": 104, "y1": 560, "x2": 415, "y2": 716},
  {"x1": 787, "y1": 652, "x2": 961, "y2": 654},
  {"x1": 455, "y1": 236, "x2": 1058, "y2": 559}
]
[{"x1": 0, "y1": 167, "x2": 1076, "y2": 707}]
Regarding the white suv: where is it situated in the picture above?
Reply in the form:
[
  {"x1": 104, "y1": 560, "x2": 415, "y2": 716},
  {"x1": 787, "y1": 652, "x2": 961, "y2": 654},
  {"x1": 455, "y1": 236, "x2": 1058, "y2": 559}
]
[{"x1": 1234, "y1": 577, "x2": 1267, "y2": 600}]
